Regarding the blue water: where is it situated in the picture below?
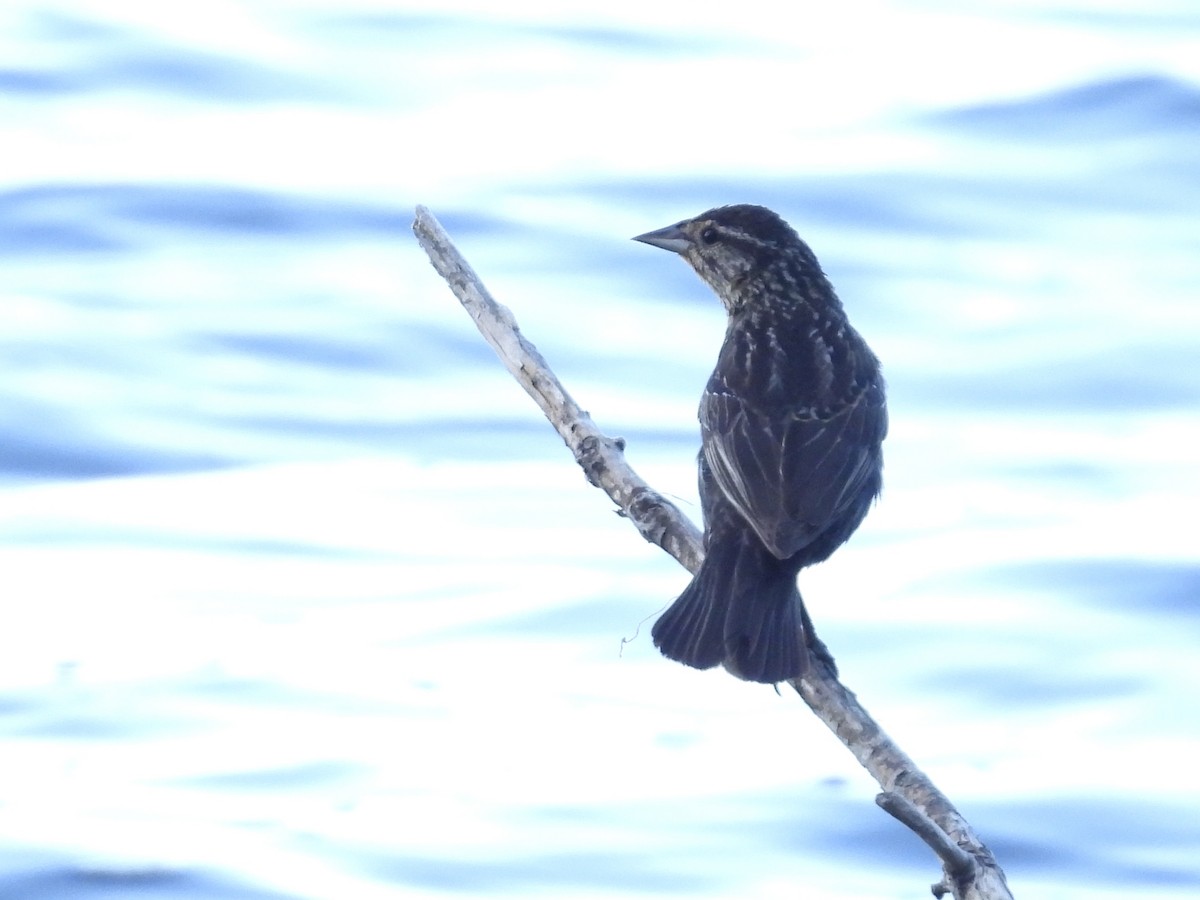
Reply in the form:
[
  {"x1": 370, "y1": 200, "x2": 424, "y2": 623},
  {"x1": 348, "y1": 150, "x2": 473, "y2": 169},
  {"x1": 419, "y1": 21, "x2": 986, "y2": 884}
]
[{"x1": 2, "y1": 3, "x2": 1199, "y2": 898}]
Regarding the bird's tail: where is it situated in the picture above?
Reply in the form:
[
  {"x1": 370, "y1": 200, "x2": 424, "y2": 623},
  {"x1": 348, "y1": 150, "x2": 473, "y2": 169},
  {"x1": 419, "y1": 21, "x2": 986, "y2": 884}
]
[{"x1": 651, "y1": 533, "x2": 808, "y2": 684}]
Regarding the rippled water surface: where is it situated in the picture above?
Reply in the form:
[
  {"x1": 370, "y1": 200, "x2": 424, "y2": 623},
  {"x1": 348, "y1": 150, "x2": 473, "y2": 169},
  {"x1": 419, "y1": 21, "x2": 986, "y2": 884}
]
[{"x1": 2, "y1": 2, "x2": 1199, "y2": 898}]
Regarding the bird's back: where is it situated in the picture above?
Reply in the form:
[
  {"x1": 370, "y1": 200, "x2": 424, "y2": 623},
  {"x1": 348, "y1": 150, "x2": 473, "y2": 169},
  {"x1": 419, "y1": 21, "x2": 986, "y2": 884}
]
[{"x1": 700, "y1": 273, "x2": 887, "y2": 563}]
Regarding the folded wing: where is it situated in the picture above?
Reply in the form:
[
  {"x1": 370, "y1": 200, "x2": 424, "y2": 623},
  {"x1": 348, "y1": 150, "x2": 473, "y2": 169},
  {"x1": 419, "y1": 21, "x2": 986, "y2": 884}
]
[{"x1": 701, "y1": 378, "x2": 886, "y2": 560}]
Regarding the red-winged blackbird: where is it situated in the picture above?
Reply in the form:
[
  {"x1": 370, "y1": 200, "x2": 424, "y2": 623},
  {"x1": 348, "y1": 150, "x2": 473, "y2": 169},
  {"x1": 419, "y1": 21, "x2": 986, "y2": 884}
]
[{"x1": 634, "y1": 205, "x2": 887, "y2": 683}]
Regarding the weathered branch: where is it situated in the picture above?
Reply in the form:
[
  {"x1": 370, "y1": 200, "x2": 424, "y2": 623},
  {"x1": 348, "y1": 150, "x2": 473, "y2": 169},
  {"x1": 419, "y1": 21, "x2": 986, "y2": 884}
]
[
  {"x1": 877, "y1": 791, "x2": 978, "y2": 898},
  {"x1": 412, "y1": 205, "x2": 1014, "y2": 900}
]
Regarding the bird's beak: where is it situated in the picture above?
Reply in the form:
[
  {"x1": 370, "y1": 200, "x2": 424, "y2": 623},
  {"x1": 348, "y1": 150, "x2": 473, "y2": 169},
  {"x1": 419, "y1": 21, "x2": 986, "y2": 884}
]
[{"x1": 632, "y1": 223, "x2": 691, "y2": 255}]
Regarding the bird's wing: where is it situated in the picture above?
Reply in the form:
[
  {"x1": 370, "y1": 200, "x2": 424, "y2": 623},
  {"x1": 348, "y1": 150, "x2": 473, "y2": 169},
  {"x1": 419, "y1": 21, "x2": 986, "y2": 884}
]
[{"x1": 701, "y1": 379, "x2": 886, "y2": 559}]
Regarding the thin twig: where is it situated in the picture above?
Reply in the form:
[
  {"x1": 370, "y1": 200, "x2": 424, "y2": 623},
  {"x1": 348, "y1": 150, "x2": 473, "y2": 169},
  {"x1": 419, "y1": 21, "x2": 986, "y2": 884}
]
[
  {"x1": 412, "y1": 206, "x2": 702, "y2": 573},
  {"x1": 412, "y1": 205, "x2": 1014, "y2": 900},
  {"x1": 877, "y1": 791, "x2": 976, "y2": 896}
]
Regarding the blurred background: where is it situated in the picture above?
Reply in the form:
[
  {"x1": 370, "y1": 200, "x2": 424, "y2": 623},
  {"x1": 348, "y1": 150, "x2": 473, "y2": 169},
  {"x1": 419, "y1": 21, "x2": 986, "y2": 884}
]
[{"x1": 2, "y1": 1, "x2": 1199, "y2": 898}]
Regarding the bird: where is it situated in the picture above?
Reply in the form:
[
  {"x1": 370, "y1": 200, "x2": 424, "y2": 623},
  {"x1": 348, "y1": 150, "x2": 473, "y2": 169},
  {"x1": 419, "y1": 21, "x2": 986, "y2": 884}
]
[{"x1": 633, "y1": 204, "x2": 887, "y2": 684}]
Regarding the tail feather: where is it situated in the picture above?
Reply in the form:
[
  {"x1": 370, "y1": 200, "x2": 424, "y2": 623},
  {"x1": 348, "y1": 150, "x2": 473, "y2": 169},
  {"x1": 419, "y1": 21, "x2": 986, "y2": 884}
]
[
  {"x1": 652, "y1": 533, "x2": 808, "y2": 684},
  {"x1": 652, "y1": 547, "x2": 735, "y2": 672}
]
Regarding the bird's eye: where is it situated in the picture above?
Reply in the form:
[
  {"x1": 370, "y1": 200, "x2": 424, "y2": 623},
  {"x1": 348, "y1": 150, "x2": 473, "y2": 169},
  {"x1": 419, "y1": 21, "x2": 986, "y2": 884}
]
[{"x1": 699, "y1": 226, "x2": 720, "y2": 245}]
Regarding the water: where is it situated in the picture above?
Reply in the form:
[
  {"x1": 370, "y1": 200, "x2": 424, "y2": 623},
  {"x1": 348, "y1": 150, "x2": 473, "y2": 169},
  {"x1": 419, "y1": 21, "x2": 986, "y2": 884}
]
[{"x1": 2, "y1": 2, "x2": 1199, "y2": 898}]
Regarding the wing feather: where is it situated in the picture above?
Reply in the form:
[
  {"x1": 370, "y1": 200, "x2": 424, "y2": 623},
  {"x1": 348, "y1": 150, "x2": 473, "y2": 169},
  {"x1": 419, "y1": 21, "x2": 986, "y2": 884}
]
[{"x1": 701, "y1": 380, "x2": 886, "y2": 559}]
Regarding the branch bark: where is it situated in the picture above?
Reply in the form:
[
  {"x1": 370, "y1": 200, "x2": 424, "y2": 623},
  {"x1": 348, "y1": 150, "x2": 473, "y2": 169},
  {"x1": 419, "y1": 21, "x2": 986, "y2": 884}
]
[{"x1": 412, "y1": 205, "x2": 1014, "y2": 900}]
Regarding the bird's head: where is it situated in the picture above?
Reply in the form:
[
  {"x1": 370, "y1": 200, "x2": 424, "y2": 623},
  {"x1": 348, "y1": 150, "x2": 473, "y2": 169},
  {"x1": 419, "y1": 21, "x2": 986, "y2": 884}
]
[{"x1": 633, "y1": 204, "x2": 823, "y2": 314}]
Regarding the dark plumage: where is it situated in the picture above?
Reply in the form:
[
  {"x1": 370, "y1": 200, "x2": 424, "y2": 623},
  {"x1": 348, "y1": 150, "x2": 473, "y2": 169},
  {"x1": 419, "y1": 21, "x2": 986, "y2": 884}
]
[{"x1": 634, "y1": 205, "x2": 887, "y2": 683}]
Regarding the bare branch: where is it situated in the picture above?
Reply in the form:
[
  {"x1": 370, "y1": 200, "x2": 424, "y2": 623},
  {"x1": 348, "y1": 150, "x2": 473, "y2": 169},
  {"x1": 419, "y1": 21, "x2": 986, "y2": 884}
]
[
  {"x1": 412, "y1": 205, "x2": 1014, "y2": 900},
  {"x1": 877, "y1": 791, "x2": 977, "y2": 897},
  {"x1": 413, "y1": 205, "x2": 703, "y2": 574}
]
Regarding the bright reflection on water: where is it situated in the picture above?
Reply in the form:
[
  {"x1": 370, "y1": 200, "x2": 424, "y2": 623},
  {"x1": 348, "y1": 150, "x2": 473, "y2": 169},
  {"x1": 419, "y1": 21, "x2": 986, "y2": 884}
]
[{"x1": 1, "y1": 2, "x2": 1199, "y2": 898}]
